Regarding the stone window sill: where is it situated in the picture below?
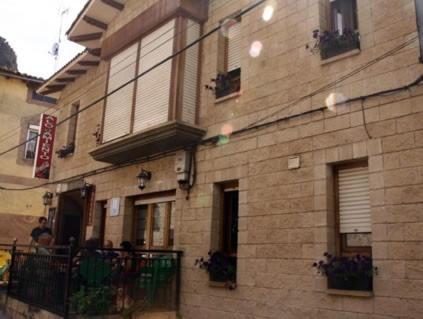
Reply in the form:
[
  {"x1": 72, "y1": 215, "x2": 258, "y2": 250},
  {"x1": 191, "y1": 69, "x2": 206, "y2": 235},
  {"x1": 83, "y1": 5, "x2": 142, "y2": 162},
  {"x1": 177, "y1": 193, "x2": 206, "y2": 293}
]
[
  {"x1": 327, "y1": 289, "x2": 373, "y2": 298},
  {"x1": 215, "y1": 91, "x2": 241, "y2": 104},
  {"x1": 320, "y1": 49, "x2": 361, "y2": 66}
]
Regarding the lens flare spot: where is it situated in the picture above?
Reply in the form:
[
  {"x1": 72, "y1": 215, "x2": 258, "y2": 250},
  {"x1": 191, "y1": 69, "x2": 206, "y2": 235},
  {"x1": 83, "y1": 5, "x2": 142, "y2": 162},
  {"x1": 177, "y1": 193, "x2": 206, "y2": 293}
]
[
  {"x1": 221, "y1": 123, "x2": 233, "y2": 136},
  {"x1": 220, "y1": 18, "x2": 238, "y2": 38},
  {"x1": 262, "y1": 5, "x2": 274, "y2": 21},
  {"x1": 325, "y1": 92, "x2": 347, "y2": 112},
  {"x1": 249, "y1": 41, "x2": 263, "y2": 58},
  {"x1": 217, "y1": 135, "x2": 230, "y2": 145}
]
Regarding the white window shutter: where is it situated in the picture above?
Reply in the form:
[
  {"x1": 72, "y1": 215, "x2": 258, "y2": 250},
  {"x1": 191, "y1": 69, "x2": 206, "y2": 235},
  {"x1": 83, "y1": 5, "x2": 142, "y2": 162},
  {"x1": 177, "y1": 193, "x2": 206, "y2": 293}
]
[
  {"x1": 338, "y1": 166, "x2": 372, "y2": 234},
  {"x1": 103, "y1": 43, "x2": 138, "y2": 142},
  {"x1": 227, "y1": 21, "x2": 242, "y2": 72},
  {"x1": 181, "y1": 20, "x2": 200, "y2": 125},
  {"x1": 133, "y1": 19, "x2": 175, "y2": 132}
]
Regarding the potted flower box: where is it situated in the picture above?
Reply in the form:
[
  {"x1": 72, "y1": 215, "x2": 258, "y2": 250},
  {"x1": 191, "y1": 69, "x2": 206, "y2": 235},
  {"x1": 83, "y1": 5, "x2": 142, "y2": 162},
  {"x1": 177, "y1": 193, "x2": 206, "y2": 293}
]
[
  {"x1": 313, "y1": 253, "x2": 377, "y2": 291},
  {"x1": 195, "y1": 251, "x2": 237, "y2": 290}
]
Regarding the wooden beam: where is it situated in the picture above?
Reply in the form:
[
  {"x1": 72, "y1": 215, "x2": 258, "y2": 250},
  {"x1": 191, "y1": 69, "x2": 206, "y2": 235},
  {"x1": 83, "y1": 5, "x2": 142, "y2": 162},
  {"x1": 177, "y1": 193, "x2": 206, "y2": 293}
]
[
  {"x1": 78, "y1": 61, "x2": 100, "y2": 67},
  {"x1": 55, "y1": 77, "x2": 75, "y2": 83},
  {"x1": 83, "y1": 15, "x2": 108, "y2": 30},
  {"x1": 40, "y1": 87, "x2": 63, "y2": 95},
  {"x1": 46, "y1": 84, "x2": 66, "y2": 90},
  {"x1": 88, "y1": 48, "x2": 102, "y2": 57},
  {"x1": 101, "y1": 0, "x2": 124, "y2": 11},
  {"x1": 66, "y1": 69, "x2": 87, "y2": 75},
  {"x1": 68, "y1": 32, "x2": 102, "y2": 42}
]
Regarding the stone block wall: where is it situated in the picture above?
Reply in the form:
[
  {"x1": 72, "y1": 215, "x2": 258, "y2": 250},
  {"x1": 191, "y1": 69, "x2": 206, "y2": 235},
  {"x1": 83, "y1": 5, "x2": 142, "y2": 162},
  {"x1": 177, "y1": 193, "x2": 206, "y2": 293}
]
[{"x1": 48, "y1": 0, "x2": 423, "y2": 318}]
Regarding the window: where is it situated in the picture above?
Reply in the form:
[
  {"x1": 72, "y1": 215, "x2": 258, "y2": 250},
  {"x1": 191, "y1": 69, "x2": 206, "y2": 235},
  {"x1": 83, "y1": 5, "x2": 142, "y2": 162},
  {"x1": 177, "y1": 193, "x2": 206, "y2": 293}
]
[
  {"x1": 320, "y1": 0, "x2": 360, "y2": 60},
  {"x1": 67, "y1": 102, "x2": 79, "y2": 148},
  {"x1": 416, "y1": 0, "x2": 423, "y2": 63},
  {"x1": 329, "y1": 0, "x2": 358, "y2": 33},
  {"x1": 24, "y1": 125, "x2": 39, "y2": 160},
  {"x1": 102, "y1": 17, "x2": 201, "y2": 143},
  {"x1": 216, "y1": 17, "x2": 242, "y2": 99},
  {"x1": 334, "y1": 162, "x2": 371, "y2": 255},
  {"x1": 133, "y1": 195, "x2": 175, "y2": 249}
]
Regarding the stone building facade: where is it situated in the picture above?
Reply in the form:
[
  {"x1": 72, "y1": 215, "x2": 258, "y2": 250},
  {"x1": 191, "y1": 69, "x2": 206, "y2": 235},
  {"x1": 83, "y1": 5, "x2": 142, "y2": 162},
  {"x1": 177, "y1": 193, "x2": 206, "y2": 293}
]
[
  {"x1": 39, "y1": 0, "x2": 423, "y2": 317},
  {"x1": 0, "y1": 65, "x2": 56, "y2": 243}
]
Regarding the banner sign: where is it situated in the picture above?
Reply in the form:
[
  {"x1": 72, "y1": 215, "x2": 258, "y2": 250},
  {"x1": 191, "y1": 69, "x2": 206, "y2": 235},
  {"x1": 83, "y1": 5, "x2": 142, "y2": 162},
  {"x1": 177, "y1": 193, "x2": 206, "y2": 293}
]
[{"x1": 33, "y1": 114, "x2": 57, "y2": 179}]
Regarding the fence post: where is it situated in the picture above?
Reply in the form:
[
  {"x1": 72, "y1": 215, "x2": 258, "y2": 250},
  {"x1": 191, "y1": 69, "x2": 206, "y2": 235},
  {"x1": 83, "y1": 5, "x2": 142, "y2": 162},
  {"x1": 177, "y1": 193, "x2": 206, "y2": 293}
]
[
  {"x1": 6, "y1": 238, "x2": 17, "y2": 296},
  {"x1": 175, "y1": 252, "x2": 182, "y2": 312},
  {"x1": 63, "y1": 237, "x2": 76, "y2": 319}
]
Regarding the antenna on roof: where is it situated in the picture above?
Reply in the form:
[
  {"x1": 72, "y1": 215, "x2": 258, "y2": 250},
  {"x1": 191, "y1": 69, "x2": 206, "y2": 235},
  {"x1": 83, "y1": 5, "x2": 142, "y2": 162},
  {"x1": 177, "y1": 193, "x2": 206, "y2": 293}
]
[{"x1": 49, "y1": 4, "x2": 69, "y2": 71}]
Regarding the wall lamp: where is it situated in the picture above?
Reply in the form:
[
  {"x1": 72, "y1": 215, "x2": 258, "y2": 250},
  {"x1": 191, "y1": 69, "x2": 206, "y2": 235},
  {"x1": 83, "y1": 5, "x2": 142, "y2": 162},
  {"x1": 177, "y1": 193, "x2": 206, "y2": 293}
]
[
  {"x1": 137, "y1": 169, "x2": 152, "y2": 190},
  {"x1": 42, "y1": 192, "x2": 53, "y2": 206},
  {"x1": 80, "y1": 182, "x2": 93, "y2": 199}
]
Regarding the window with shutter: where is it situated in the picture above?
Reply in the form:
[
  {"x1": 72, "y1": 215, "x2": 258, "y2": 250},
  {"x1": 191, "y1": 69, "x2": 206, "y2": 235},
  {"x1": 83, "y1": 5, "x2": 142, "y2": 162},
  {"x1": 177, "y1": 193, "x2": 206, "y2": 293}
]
[
  {"x1": 133, "y1": 19, "x2": 175, "y2": 132},
  {"x1": 214, "y1": 17, "x2": 242, "y2": 99},
  {"x1": 335, "y1": 162, "x2": 372, "y2": 255},
  {"x1": 181, "y1": 20, "x2": 200, "y2": 125},
  {"x1": 103, "y1": 43, "x2": 138, "y2": 142}
]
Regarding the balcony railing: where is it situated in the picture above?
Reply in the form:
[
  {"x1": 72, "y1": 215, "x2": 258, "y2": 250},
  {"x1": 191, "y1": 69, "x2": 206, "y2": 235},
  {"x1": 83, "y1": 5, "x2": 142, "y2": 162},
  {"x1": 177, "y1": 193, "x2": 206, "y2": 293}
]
[
  {"x1": 318, "y1": 29, "x2": 360, "y2": 60},
  {"x1": 6, "y1": 241, "x2": 182, "y2": 317}
]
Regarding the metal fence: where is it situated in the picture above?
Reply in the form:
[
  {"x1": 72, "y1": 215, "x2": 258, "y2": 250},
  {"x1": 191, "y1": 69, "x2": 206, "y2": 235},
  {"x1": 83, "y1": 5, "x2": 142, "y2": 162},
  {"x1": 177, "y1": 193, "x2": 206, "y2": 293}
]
[{"x1": 5, "y1": 241, "x2": 182, "y2": 318}]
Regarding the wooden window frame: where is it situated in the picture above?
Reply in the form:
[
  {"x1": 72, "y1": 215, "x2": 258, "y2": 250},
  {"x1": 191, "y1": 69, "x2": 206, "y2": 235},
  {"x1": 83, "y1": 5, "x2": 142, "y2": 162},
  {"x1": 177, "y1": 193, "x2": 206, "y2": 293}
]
[
  {"x1": 101, "y1": 15, "x2": 202, "y2": 143},
  {"x1": 333, "y1": 160, "x2": 371, "y2": 257},
  {"x1": 67, "y1": 102, "x2": 80, "y2": 148},
  {"x1": 133, "y1": 192, "x2": 175, "y2": 249}
]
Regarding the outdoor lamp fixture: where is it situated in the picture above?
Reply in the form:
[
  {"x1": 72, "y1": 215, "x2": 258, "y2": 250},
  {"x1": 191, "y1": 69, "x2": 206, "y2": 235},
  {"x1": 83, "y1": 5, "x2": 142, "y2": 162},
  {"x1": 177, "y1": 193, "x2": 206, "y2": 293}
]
[
  {"x1": 42, "y1": 192, "x2": 53, "y2": 206},
  {"x1": 80, "y1": 182, "x2": 93, "y2": 199},
  {"x1": 137, "y1": 169, "x2": 152, "y2": 190}
]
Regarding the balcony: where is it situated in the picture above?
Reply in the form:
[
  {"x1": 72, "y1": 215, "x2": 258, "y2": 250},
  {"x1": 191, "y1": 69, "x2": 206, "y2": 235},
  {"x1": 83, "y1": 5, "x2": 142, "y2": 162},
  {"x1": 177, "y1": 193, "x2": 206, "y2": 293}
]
[
  {"x1": 319, "y1": 29, "x2": 360, "y2": 60},
  {"x1": 90, "y1": 121, "x2": 205, "y2": 164}
]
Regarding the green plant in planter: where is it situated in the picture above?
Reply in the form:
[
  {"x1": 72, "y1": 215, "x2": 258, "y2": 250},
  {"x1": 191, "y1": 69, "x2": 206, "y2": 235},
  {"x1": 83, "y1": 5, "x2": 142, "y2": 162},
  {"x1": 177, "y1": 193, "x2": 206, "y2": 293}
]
[
  {"x1": 195, "y1": 251, "x2": 236, "y2": 290},
  {"x1": 313, "y1": 253, "x2": 378, "y2": 291},
  {"x1": 70, "y1": 285, "x2": 116, "y2": 315}
]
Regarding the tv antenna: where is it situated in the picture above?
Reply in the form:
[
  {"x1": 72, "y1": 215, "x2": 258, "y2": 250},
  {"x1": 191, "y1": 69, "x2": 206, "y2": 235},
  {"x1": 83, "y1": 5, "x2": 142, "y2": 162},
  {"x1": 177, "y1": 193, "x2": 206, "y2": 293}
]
[{"x1": 49, "y1": 3, "x2": 69, "y2": 71}]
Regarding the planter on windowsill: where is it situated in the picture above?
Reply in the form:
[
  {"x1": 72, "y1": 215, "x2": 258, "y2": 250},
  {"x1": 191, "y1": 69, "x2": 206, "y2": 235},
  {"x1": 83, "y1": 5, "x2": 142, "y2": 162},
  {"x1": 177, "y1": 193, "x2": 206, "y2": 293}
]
[
  {"x1": 310, "y1": 28, "x2": 360, "y2": 60},
  {"x1": 195, "y1": 251, "x2": 237, "y2": 290},
  {"x1": 56, "y1": 143, "x2": 75, "y2": 158},
  {"x1": 313, "y1": 252, "x2": 377, "y2": 292},
  {"x1": 327, "y1": 274, "x2": 373, "y2": 291}
]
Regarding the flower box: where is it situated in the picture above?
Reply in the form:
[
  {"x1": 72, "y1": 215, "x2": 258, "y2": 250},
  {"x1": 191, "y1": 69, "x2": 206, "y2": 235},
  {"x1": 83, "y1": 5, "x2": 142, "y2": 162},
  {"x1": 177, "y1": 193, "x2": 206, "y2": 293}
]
[{"x1": 327, "y1": 274, "x2": 372, "y2": 291}]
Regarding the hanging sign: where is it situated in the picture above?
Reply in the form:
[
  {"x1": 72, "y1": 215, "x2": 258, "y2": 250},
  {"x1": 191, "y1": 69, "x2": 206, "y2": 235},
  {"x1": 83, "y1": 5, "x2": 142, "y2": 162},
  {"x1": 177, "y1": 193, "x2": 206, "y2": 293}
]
[{"x1": 33, "y1": 114, "x2": 57, "y2": 179}]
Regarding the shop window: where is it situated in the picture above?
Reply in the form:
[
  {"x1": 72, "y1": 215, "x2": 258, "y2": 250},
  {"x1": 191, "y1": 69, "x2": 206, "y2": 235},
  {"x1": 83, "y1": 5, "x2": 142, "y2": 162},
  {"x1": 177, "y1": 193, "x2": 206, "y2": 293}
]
[
  {"x1": 133, "y1": 194, "x2": 175, "y2": 249},
  {"x1": 319, "y1": 0, "x2": 360, "y2": 60},
  {"x1": 24, "y1": 124, "x2": 39, "y2": 160},
  {"x1": 334, "y1": 161, "x2": 371, "y2": 256},
  {"x1": 215, "y1": 16, "x2": 241, "y2": 99}
]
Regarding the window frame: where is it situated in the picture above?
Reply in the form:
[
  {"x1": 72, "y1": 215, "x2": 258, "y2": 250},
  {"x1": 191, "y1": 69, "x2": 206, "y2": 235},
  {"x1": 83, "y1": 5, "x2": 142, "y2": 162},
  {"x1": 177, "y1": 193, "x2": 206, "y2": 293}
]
[
  {"x1": 328, "y1": 0, "x2": 358, "y2": 33},
  {"x1": 101, "y1": 15, "x2": 202, "y2": 144},
  {"x1": 67, "y1": 102, "x2": 80, "y2": 150},
  {"x1": 333, "y1": 160, "x2": 371, "y2": 257},
  {"x1": 23, "y1": 124, "x2": 40, "y2": 160},
  {"x1": 132, "y1": 192, "x2": 176, "y2": 250}
]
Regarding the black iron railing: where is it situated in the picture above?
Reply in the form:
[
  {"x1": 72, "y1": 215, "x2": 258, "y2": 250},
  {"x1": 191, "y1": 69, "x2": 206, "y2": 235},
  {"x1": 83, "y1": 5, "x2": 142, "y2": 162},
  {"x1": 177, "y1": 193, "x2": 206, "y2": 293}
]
[
  {"x1": 6, "y1": 241, "x2": 182, "y2": 318},
  {"x1": 319, "y1": 29, "x2": 360, "y2": 60}
]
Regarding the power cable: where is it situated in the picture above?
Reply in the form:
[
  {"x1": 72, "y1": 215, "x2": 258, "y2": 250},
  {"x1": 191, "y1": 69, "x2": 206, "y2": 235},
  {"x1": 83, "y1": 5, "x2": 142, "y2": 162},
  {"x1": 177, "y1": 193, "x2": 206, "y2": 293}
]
[{"x1": 2, "y1": 74, "x2": 422, "y2": 191}]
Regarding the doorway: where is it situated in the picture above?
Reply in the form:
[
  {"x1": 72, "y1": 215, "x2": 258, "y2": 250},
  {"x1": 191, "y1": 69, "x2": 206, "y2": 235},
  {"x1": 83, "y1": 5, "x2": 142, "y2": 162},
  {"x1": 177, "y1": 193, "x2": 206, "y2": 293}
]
[{"x1": 56, "y1": 190, "x2": 85, "y2": 245}]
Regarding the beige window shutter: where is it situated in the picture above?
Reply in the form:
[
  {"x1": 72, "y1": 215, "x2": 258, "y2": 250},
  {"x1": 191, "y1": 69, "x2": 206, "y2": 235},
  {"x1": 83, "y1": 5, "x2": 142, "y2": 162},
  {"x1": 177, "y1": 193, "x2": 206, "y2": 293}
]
[
  {"x1": 227, "y1": 21, "x2": 242, "y2": 72},
  {"x1": 103, "y1": 43, "x2": 138, "y2": 142},
  {"x1": 338, "y1": 166, "x2": 372, "y2": 234},
  {"x1": 133, "y1": 19, "x2": 175, "y2": 132},
  {"x1": 181, "y1": 20, "x2": 200, "y2": 125}
]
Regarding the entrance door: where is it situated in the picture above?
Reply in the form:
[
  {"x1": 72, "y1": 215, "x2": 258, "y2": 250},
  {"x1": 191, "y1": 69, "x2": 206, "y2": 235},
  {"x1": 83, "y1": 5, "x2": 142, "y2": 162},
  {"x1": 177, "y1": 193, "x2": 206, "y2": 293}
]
[{"x1": 56, "y1": 190, "x2": 85, "y2": 245}]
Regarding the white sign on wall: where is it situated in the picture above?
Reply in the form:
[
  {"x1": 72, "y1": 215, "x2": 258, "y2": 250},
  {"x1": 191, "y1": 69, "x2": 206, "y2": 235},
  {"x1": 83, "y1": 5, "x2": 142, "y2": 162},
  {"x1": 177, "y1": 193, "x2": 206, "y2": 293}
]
[{"x1": 110, "y1": 198, "x2": 120, "y2": 217}]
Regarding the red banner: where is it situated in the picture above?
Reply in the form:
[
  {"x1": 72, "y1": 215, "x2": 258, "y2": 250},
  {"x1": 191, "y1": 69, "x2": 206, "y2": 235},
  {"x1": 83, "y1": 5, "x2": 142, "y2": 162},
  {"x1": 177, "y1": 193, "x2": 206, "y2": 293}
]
[{"x1": 33, "y1": 114, "x2": 57, "y2": 179}]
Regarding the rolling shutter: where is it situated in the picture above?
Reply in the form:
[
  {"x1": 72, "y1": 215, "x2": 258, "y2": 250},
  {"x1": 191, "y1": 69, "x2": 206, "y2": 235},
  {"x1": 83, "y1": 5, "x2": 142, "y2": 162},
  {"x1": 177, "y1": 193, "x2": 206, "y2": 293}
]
[
  {"x1": 227, "y1": 21, "x2": 241, "y2": 72},
  {"x1": 103, "y1": 43, "x2": 138, "y2": 142},
  {"x1": 181, "y1": 20, "x2": 200, "y2": 125},
  {"x1": 133, "y1": 19, "x2": 175, "y2": 132},
  {"x1": 338, "y1": 166, "x2": 371, "y2": 234}
]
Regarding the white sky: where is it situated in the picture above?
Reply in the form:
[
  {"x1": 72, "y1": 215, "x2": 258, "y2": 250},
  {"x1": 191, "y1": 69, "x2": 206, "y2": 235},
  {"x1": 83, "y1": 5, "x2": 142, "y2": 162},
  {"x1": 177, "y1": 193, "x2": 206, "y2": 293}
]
[{"x1": 0, "y1": 0, "x2": 88, "y2": 79}]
